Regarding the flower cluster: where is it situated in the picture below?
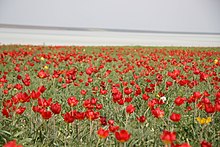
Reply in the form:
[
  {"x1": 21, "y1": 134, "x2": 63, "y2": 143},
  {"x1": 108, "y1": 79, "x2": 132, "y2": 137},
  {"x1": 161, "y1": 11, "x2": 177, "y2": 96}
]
[{"x1": 0, "y1": 45, "x2": 219, "y2": 146}]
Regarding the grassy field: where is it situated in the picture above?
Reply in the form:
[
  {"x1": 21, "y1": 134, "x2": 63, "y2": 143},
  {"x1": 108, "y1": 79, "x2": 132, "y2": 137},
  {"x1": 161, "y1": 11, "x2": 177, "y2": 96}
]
[{"x1": 0, "y1": 45, "x2": 220, "y2": 147}]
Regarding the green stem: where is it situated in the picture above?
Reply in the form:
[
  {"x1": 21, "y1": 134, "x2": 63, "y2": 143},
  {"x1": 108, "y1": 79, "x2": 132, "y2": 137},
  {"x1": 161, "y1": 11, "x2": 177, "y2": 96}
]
[
  {"x1": 64, "y1": 124, "x2": 68, "y2": 147},
  {"x1": 96, "y1": 138, "x2": 100, "y2": 147},
  {"x1": 53, "y1": 115, "x2": 56, "y2": 143},
  {"x1": 125, "y1": 112, "x2": 129, "y2": 129},
  {"x1": 120, "y1": 142, "x2": 123, "y2": 147},
  {"x1": 75, "y1": 121, "x2": 79, "y2": 143},
  {"x1": 90, "y1": 121, "x2": 93, "y2": 146}
]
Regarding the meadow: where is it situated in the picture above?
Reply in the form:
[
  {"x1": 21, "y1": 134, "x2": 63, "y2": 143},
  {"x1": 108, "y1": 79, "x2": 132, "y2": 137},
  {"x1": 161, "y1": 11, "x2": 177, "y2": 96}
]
[{"x1": 0, "y1": 45, "x2": 220, "y2": 147}]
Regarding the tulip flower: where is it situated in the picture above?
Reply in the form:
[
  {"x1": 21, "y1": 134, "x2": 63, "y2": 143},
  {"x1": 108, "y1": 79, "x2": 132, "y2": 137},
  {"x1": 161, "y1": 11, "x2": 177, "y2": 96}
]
[
  {"x1": 137, "y1": 116, "x2": 146, "y2": 123},
  {"x1": 41, "y1": 110, "x2": 52, "y2": 120},
  {"x1": 97, "y1": 128, "x2": 109, "y2": 139},
  {"x1": 151, "y1": 107, "x2": 164, "y2": 118},
  {"x1": 200, "y1": 140, "x2": 212, "y2": 147},
  {"x1": 3, "y1": 140, "x2": 23, "y2": 147},
  {"x1": 50, "y1": 102, "x2": 62, "y2": 114},
  {"x1": 126, "y1": 104, "x2": 135, "y2": 114},
  {"x1": 37, "y1": 70, "x2": 48, "y2": 79},
  {"x1": 115, "y1": 129, "x2": 131, "y2": 143},
  {"x1": 160, "y1": 130, "x2": 176, "y2": 145},
  {"x1": 170, "y1": 113, "x2": 181, "y2": 122},
  {"x1": 67, "y1": 97, "x2": 79, "y2": 107}
]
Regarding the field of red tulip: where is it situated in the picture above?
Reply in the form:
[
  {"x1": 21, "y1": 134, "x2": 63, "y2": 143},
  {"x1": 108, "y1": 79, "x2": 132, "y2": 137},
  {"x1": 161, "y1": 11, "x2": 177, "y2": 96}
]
[{"x1": 0, "y1": 45, "x2": 220, "y2": 147}]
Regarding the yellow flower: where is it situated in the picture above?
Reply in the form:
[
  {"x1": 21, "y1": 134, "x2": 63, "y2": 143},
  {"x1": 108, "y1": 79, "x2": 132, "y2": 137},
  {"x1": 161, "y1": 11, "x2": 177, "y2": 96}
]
[
  {"x1": 196, "y1": 117, "x2": 212, "y2": 125},
  {"x1": 40, "y1": 57, "x2": 45, "y2": 61},
  {"x1": 214, "y1": 59, "x2": 218, "y2": 64},
  {"x1": 44, "y1": 66, "x2": 49, "y2": 69},
  {"x1": 206, "y1": 117, "x2": 212, "y2": 123}
]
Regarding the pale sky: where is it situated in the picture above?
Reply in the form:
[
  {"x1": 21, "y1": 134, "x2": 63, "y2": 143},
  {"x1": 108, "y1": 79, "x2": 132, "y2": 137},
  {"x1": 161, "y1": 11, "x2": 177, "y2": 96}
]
[{"x1": 0, "y1": 0, "x2": 220, "y2": 33}]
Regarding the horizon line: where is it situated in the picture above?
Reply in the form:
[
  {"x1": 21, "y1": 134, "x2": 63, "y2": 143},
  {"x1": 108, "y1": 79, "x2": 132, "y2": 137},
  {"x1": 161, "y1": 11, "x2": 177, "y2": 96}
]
[{"x1": 1, "y1": 23, "x2": 220, "y2": 35}]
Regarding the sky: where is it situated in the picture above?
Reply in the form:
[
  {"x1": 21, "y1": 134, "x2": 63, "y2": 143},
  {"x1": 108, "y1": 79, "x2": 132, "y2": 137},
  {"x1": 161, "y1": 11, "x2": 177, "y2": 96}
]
[{"x1": 0, "y1": 0, "x2": 220, "y2": 33}]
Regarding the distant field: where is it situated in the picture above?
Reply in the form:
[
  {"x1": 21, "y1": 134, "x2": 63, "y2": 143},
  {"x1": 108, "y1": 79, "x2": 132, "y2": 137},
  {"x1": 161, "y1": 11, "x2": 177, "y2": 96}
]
[{"x1": 1, "y1": 25, "x2": 220, "y2": 47}]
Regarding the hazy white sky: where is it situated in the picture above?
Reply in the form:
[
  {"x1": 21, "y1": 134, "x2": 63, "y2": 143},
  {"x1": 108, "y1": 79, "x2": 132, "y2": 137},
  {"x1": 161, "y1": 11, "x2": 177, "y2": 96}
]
[{"x1": 0, "y1": 0, "x2": 220, "y2": 33}]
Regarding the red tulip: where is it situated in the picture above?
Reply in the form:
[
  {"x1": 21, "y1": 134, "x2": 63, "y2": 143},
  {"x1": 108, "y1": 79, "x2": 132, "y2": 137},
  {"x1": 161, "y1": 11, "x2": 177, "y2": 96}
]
[
  {"x1": 166, "y1": 81, "x2": 173, "y2": 87},
  {"x1": 108, "y1": 119, "x2": 114, "y2": 125},
  {"x1": 148, "y1": 99, "x2": 160, "y2": 109},
  {"x1": 38, "y1": 85, "x2": 47, "y2": 93},
  {"x1": 205, "y1": 104, "x2": 215, "y2": 113},
  {"x1": 3, "y1": 100, "x2": 13, "y2": 108},
  {"x1": 50, "y1": 102, "x2": 61, "y2": 114},
  {"x1": 38, "y1": 98, "x2": 52, "y2": 108},
  {"x1": 30, "y1": 90, "x2": 41, "y2": 100},
  {"x1": 88, "y1": 77, "x2": 93, "y2": 83},
  {"x1": 117, "y1": 99, "x2": 125, "y2": 105},
  {"x1": 63, "y1": 112, "x2": 75, "y2": 123},
  {"x1": 3, "y1": 140, "x2": 23, "y2": 147},
  {"x1": 109, "y1": 125, "x2": 119, "y2": 132},
  {"x1": 193, "y1": 91, "x2": 202, "y2": 99},
  {"x1": 75, "y1": 111, "x2": 86, "y2": 120},
  {"x1": 200, "y1": 140, "x2": 212, "y2": 147},
  {"x1": 160, "y1": 130, "x2": 176, "y2": 144},
  {"x1": 41, "y1": 110, "x2": 52, "y2": 120},
  {"x1": 96, "y1": 104, "x2": 103, "y2": 110},
  {"x1": 174, "y1": 96, "x2": 186, "y2": 106},
  {"x1": 17, "y1": 74, "x2": 22, "y2": 80},
  {"x1": 126, "y1": 104, "x2": 135, "y2": 114},
  {"x1": 91, "y1": 98, "x2": 98, "y2": 105},
  {"x1": 115, "y1": 129, "x2": 131, "y2": 143},
  {"x1": 15, "y1": 106, "x2": 26, "y2": 115},
  {"x1": 216, "y1": 91, "x2": 220, "y2": 99},
  {"x1": 203, "y1": 91, "x2": 210, "y2": 97},
  {"x1": 83, "y1": 99, "x2": 95, "y2": 109},
  {"x1": 81, "y1": 90, "x2": 87, "y2": 95},
  {"x1": 86, "y1": 67, "x2": 93, "y2": 75},
  {"x1": 137, "y1": 116, "x2": 146, "y2": 123},
  {"x1": 151, "y1": 107, "x2": 164, "y2": 118},
  {"x1": 38, "y1": 70, "x2": 48, "y2": 79},
  {"x1": 3, "y1": 89, "x2": 8, "y2": 94},
  {"x1": 215, "y1": 100, "x2": 220, "y2": 112},
  {"x1": 170, "y1": 113, "x2": 181, "y2": 122},
  {"x1": 86, "y1": 110, "x2": 100, "y2": 121},
  {"x1": 156, "y1": 73, "x2": 163, "y2": 81},
  {"x1": 15, "y1": 92, "x2": 30, "y2": 103},
  {"x1": 124, "y1": 97, "x2": 133, "y2": 103},
  {"x1": 22, "y1": 78, "x2": 30, "y2": 86},
  {"x1": 2, "y1": 107, "x2": 10, "y2": 118},
  {"x1": 134, "y1": 88, "x2": 142, "y2": 96},
  {"x1": 124, "y1": 87, "x2": 133, "y2": 95},
  {"x1": 97, "y1": 128, "x2": 109, "y2": 139},
  {"x1": 172, "y1": 143, "x2": 191, "y2": 147},
  {"x1": 142, "y1": 94, "x2": 150, "y2": 101},
  {"x1": 200, "y1": 72, "x2": 209, "y2": 81},
  {"x1": 14, "y1": 84, "x2": 23, "y2": 90},
  {"x1": 99, "y1": 116, "x2": 107, "y2": 126},
  {"x1": 100, "y1": 89, "x2": 107, "y2": 95},
  {"x1": 67, "y1": 97, "x2": 78, "y2": 107}
]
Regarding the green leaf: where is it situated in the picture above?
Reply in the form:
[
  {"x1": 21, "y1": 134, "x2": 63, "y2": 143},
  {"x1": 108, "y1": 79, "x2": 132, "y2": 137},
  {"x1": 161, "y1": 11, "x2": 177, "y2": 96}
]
[
  {"x1": 19, "y1": 138, "x2": 32, "y2": 144},
  {"x1": 13, "y1": 130, "x2": 27, "y2": 137},
  {"x1": 0, "y1": 130, "x2": 11, "y2": 136}
]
